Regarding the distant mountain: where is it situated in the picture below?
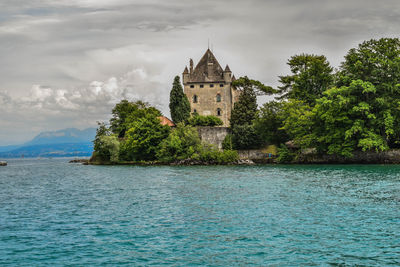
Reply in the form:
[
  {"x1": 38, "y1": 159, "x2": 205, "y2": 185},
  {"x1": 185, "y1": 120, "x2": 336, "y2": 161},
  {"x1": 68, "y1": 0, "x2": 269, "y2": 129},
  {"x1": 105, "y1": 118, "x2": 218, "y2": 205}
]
[
  {"x1": 0, "y1": 145, "x2": 21, "y2": 152},
  {"x1": 0, "y1": 143, "x2": 93, "y2": 158},
  {"x1": 24, "y1": 128, "x2": 97, "y2": 146},
  {"x1": 0, "y1": 128, "x2": 96, "y2": 158}
]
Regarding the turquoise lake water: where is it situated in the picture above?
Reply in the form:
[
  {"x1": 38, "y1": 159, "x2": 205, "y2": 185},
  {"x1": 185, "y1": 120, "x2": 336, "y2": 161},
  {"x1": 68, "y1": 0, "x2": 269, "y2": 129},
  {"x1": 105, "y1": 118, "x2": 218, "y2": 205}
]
[{"x1": 0, "y1": 159, "x2": 399, "y2": 266}]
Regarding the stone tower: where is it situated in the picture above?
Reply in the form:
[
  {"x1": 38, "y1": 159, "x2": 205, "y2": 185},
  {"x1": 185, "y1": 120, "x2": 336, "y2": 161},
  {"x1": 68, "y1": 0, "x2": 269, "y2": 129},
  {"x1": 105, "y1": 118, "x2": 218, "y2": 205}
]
[{"x1": 182, "y1": 49, "x2": 239, "y2": 127}]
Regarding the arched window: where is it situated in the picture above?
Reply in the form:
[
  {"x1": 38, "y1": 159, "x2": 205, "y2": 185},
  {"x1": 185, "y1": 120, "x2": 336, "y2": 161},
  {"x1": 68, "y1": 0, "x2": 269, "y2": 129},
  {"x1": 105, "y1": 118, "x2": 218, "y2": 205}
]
[
  {"x1": 193, "y1": 109, "x2": 197, "y2": 114},
  {"x1": 193, "y1": 95, "x2": 198, "y2": 103},
  {"x1": 216, "y1": 94, "x2": 221, "y2": 102},
  {"x1": 217, "y1": 108, "x2": 222, "y2": 116}
]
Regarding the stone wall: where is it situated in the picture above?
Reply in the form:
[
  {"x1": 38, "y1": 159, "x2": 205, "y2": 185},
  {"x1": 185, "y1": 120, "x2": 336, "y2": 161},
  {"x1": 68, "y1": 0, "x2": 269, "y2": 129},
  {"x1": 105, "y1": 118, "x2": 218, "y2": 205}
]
[
  {"x1": 184, "y1": 82, "x2": 233, "y2": 126},
  {"x1": 197, "y1": 127, "x2": 229, "y2": 149}
]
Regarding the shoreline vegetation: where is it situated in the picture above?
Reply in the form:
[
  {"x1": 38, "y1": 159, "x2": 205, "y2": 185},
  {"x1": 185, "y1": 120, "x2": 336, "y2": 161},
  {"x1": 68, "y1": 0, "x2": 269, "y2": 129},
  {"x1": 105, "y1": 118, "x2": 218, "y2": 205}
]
[{"x1": 90, "y1": 38, "x2": 400, "y2": 165}]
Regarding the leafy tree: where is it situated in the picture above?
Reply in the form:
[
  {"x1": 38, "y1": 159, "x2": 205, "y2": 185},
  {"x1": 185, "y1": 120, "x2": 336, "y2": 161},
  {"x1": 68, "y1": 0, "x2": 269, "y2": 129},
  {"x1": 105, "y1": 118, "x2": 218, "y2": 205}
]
[
  {"x1": 277, "y1": 54, "x2": 334, "y2": 105},
  {"x1": 110, "y1": 100, "x2": 161, "y2": 138},
  {"x1": 188, "y1": 114, "x2": 223, "y2": 126},
  {"x1": 98, "y1": 135, "x2": 120, "y2": 163},
  {"x1": 121, "y1": 114, "x2": 170, "y2": 161},
  {"x1": 232, "y1": 76, "x2": 277, "y2": 96},
  {"x1": 157, "y1": 123, "x2": 202, "y2": 162},
  {"x1": 337, "y1": 38, "x2": 400, "y2": 147},
  {"x1": 281, "y1": 80, "x2": 392, "y2": 157},
  {"x1": 222, "y1": 134, "x2": 233, "y2": 150},
  {"x1": 254, "y1": 101, "x2": 289, "y2": 145},
  {"x1": 231, "y1": 124, "x2": 263, "y2": 150},
  {"x1": 230, "y1": 76, "x2": 259, "y2": 129},
  {"x1": 169, "y1": 76, "x2": 190, "y2": 123},
  {"x1": 229, "y1": 76, "x2": 266, "y2": 149}
]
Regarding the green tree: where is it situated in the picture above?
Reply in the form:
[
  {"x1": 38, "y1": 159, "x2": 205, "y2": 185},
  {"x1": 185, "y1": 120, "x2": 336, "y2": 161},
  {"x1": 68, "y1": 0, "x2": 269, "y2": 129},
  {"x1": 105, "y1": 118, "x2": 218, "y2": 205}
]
[
  {"x1": 121, "y1": 114, "x2": 170, "y2": 161},
  {"x1": 337, "y1": 38, "x2": 400, "y2": 147},
  {"x1": 110, "y1": 100, "x2": 161, "y2": 138},
  {"x1": 254, "y1": 101, "x2": 289, "y2": 145},
  {"x1": 169, "y1": 76, "x2": 190, "y2": 124},
  {"x1": 157, "y1": 123, "x2": 202, "y2": 162},
  {"x1": 230, "y1": 77, "x2": 259, "y2": 129},
  {"x1": 98, "y1": 135, "x2": 120, "y2": 163},
  {"x1": 231, "y1": 124, "x2": 263, "y2": 149},
  {"x1": 281, "y1": 80, "x2": 391, "y2": 157},
  {"x1": 230, "y1": 76, "x2": 266, "y2": 149},
  {"x1": 277, "y1": 54, "x2": 334, "y2": 105}
]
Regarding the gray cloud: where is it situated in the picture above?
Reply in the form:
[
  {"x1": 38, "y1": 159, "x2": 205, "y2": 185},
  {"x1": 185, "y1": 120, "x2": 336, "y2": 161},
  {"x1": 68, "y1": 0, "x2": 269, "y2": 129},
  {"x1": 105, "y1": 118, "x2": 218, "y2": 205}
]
[{"x1": 1, "y1": 0, "x2": 400, "y2": 145}]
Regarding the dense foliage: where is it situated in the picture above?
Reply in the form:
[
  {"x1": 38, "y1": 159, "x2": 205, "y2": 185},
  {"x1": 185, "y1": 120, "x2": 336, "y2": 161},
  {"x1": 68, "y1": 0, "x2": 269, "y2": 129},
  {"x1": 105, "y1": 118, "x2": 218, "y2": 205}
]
[
  {"x1": 110, "y1": 100, "x2": 161, "y2": 138},
  {"x1": 120, "y1": 114, "x2": 171, "y2": 161},
  {"x1": 256, "y1": 37, "x2": 400, "y2": 160},
  {"x1": 277, "y1": 54, "x2": 334, "y2": 105},
  {"x1": 230, "y1": 76, "x2": 266, "y2": 149},
  {"x1": 157, "y1": 123, "x2": 238, "y2": 164},
  {"x1": 169, "y1": 76, "x2": 191, "y2": 124},
  {"x1": 93, "y1": 100, "x2": 238, "y2": 164},
  {"x1": 188, "y1": 114, "x2": 223, "y2": 126}
]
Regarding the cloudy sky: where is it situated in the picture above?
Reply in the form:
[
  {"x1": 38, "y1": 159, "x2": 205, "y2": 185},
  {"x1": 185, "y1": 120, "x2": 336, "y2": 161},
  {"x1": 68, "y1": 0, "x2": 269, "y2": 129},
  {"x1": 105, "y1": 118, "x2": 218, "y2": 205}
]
[{"x1": 1, "y1": 0, "x2": 400, "y2": 145}]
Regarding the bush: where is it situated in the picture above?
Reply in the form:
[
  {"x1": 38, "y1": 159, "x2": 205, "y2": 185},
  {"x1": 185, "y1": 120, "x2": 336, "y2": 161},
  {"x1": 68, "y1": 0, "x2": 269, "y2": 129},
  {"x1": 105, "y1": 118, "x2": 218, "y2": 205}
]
[
  {"x1": 231, "y1": 124, "x2": 263, "y2": 150},
  {"x1": 194, "y1": 144, "x2": 239, "y2": 164},
  {"x1": 94, "y1": 135, "x2": 120, "y2": 163},
  {"x1": 121, "y1": 114, "x2": 170, "y2": 161},
  {"x1": 188, "y1": 114, "x2": 223, "y2": 126},
  {"x1": 222, "y1": 134, "x2": 234, "y2": 150},
  {"x1": 276, "y1": 144, "x2": 295, "y2": 163},
  {"x1": 157, "y1": 123, "x2": 202, "y2": 162}
]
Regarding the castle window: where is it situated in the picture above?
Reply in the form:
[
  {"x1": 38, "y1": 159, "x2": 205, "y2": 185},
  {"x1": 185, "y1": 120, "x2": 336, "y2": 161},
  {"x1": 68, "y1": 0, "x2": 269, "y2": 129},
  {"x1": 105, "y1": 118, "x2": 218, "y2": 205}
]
[
  {"x1": 217, "y1": 108, "x2": 222, "y2": 116},
  {"x1": 190, "y1": 85, "x2": 194, "y2": 88},
  {"x1": 216, "y1": 94, "x2": 221, "y2": 102},
  {"x1": 193, "y1": 109, "x2": 197, "y2": 114},
  {"x1": 220, "y1": 84, "x2": 224, "y2": 87},
  {"x1": 210, "y1": 84, "x2": 214, "y2": 88},
  {"x1": 200, "y1": 84, "x2": 204, "y2": 88},
  {"x1": 193, "y1": 95, "x2": 198, "y2": 103}
]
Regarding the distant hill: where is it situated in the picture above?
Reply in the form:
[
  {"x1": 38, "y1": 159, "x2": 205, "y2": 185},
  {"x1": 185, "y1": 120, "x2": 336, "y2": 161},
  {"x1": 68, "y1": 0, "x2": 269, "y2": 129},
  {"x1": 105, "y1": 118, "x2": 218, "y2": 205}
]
[
  {"x1": 0, "y1": 128, "x2": 96, "y2": 158},
  {"x1": 24, "y1": 128, "x2": 96, "y2": 146}
]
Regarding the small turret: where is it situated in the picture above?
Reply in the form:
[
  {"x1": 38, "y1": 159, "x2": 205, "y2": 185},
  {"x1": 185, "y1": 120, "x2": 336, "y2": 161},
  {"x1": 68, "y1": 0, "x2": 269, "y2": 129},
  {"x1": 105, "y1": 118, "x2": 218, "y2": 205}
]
[
  {"x1": 223, "y1": 64, "x2": 232, "y2": 82},
  {"x1": 183, "y1": 66, "x2": 189, "y2": 84}
]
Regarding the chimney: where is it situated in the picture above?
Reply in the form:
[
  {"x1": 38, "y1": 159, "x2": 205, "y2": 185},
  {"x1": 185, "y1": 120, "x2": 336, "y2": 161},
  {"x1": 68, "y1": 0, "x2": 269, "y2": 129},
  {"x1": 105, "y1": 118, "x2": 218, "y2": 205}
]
[{"x1": 189, "y1": 59, "x2": 193, "y2": 74}]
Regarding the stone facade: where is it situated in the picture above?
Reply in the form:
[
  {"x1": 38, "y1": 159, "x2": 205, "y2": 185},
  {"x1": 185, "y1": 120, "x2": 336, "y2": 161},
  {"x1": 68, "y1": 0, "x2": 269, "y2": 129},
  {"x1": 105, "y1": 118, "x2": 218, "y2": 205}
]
[
  {"x1": 197, "y1": 126, "x2": 229, "y2": 149},
  {"x1": 182, "y1": 49, "x2": 240, "y2": 127}
]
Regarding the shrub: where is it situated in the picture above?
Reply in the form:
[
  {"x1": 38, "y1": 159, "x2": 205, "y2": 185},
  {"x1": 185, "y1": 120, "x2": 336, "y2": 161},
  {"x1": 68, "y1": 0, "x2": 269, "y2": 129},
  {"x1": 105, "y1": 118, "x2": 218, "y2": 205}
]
[
  {"x1": 276, "y1": 144, "x2": 295, "y2": 163},
  {"x1": 157, "y1": 123, "x2": 202, "y2": 162},
  {"x1": 121, "y1": 114, "x2": 170, "y2": 161},
  {"x1": 231, "y1": 124, "x2": 263, "y2": 150},
  {"x1": 196, "y1": 144, "x2": 239, "y2": 164},
  {"x1": 94, "y1": 135, "x2": 120, "y2": 163},
  {"x1": 188, "y1": 114, "x2": 223, "y2": 126},
  {"x1": 222, "y1": 134, "x2": 234, "y2": 150}
]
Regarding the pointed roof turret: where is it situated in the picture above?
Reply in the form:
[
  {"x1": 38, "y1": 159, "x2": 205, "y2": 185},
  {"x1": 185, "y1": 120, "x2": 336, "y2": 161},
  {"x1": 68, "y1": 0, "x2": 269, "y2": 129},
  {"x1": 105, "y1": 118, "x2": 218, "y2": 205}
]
[
  {"x1": 224, "y1": 64, "x2": 231, "y2": 72},
  {"x1": 183, "y1": 66, "x2": 189, "y2": 74},
  {"x1": 232, "y1": 75, "x2": 236, "y2": 81},
  {"x1": 190, "y1": 49, "x2": 224, "y2": 82}
]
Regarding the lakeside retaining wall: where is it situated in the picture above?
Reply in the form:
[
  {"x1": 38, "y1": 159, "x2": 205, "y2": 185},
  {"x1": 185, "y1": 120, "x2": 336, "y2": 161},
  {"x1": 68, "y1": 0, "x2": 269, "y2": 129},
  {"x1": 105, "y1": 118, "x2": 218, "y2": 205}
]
[{"x1": 197, "y1": 127, "x2": 229, "y2": 149}]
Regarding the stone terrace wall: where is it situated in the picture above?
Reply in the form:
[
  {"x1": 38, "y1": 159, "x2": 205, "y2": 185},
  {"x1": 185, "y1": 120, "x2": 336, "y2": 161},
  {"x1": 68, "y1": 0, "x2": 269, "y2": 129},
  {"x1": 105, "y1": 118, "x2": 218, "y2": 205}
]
[{"x1": 197, "y1": 127, "x2": 229, "y2": 149}]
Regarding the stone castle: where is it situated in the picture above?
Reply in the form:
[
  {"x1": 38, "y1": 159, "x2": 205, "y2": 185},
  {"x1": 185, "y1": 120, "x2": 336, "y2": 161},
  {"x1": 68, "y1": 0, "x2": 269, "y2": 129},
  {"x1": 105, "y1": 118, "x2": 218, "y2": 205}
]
[{"x1": 182, "y1": 49, "x2": 240, "y2": 127}]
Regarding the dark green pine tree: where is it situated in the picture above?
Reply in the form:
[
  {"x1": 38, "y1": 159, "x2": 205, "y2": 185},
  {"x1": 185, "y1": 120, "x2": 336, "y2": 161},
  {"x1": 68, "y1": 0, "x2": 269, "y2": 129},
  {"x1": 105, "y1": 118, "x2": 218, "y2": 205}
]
[
  {"x1": 230, "y1": 76, "x2": 263, "y2": 149},
  {"x1": 230, "y1": 77, "x2": 258, "y2": 129},
  {"x1": 169, "y1": 76, "x2": 190, "y2": 123}
]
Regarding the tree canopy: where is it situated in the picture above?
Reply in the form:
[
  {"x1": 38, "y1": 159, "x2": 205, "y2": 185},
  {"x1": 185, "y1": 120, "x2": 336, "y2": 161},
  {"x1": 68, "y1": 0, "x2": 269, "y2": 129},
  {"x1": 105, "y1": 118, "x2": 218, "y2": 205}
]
[
  {"x1": 277, "y1": 54, "x2": 334, "y2": 105},
  {"x1": 169, "y1": 76, "x2": 191, "y2": 124}
]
